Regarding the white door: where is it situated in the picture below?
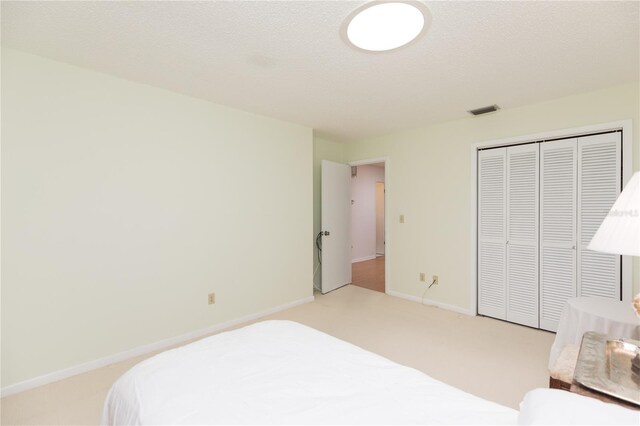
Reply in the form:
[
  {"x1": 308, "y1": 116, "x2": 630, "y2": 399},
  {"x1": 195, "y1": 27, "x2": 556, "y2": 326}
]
[
  {"x1": 505, "y1": 144, "x2": 539, "y2": 328},
  {"x1": 540, "y1": 138, "x2": 577, "y2": 332},
  {"x1": 477, "y1": 148, "x2": 507, "y2": 320},
  {"x1": 577, "y1": 133, "x2": 621, "y2": 300},
  {"x1": 321, "y1": 160, "x2": 352, "y2": 294}
]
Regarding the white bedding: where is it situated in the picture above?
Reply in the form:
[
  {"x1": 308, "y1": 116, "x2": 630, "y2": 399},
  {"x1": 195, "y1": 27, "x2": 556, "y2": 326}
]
[
  {"x1": 518, "y1": 388, "x2": 639, "y2": 425},
  {"x1": 102, "y1": 320, "x2": 517, "y2": 425}
]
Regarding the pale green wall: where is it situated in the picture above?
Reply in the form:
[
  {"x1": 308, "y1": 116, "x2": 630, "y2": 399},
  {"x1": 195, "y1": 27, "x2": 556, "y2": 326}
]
[
  {"x1": 344, "y1": 82, "x2": 640, "y2": 311},
  {"x1": 312, "y1": 136, "x2": 345, "y2": 288},
  {"x1": 1, "y1": 49, "x2": 313, "y2": 387},
  {"x1": 3, "y1": 46, "x2": 637, "y2": 388}
]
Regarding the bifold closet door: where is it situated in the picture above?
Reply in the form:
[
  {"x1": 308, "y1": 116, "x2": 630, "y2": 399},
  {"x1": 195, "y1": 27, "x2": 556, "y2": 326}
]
[
  {"x1": 578, "y1": 133, "x2": 621, "y2": 300},
  {"x1": 478, "y1": 148, "x2": 506, "y2": 320},
  {"x1": 480, "y1": 134, "x2": 622, "y2": 331},
  {"x1": 505, "y1": 144, "x2": 539, "y2": 328},
  {"x1": 540, "y1": 139, "x2": 577, "y2": 332}
]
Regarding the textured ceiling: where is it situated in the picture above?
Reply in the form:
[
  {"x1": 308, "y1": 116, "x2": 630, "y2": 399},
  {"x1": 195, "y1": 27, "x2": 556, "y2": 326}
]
[{"x1": 2, "y1": 1, "x2": 639, "y2": 142}]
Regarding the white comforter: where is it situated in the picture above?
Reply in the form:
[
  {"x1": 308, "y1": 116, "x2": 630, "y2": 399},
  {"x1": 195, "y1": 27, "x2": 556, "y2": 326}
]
[{"x1": 102, "y1": 320, "x2": 517, "y2": 424}]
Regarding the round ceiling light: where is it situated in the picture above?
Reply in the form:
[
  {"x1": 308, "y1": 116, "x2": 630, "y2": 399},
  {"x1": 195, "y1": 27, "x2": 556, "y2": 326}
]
[{"x1": 342, "y1": 1, "x2": 431, "y2": 52}]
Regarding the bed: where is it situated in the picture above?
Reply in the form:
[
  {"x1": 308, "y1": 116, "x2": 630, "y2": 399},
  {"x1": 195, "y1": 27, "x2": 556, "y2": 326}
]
[{"x1": 102, "y1": 320, "x2": 639, "y2": 425}]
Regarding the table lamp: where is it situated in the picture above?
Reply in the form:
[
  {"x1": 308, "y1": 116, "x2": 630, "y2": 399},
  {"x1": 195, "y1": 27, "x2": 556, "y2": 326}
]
[
  {"x1": 588, "y1": 171, "x2": 640, "y2": 316},
  {"x1": 588, "y1": 171, "x2": 640, "y2": 379}
]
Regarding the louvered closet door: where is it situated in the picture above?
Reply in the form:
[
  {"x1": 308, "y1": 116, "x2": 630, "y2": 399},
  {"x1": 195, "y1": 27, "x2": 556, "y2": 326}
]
[
  {"x1": 578, "y1": 133, "x2": 621, "y2": 300},
  {"x1": 506, "y1": 144, "x2": 539, "y2": 327},
  {"x1": 478, "y1": 148, "x2": 507, "y2": 320},
  {"x1": 540, "y1": 139, "x2": 577, "y2": 332}
]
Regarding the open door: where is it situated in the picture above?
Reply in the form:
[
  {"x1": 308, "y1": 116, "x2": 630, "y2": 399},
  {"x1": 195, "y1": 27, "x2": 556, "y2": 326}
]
[{"x1": 321, "y1": 160, "x2": 352, "y2": 293}]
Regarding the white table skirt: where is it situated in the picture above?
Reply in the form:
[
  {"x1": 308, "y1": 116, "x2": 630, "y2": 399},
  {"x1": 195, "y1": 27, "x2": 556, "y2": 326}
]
[{"x1": 548, "y1": 296, "x2": 640, "y2": 370}]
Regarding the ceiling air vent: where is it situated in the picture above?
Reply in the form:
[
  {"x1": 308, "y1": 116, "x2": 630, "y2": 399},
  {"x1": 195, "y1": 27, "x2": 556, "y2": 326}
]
[{"x1": 468, "y1": 105, "x2": 500, "y2": 116}]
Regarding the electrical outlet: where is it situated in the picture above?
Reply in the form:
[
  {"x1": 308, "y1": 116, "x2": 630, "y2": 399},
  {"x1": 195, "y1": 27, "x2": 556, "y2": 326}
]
[
  {"x1": 432, "y1": 275, "x2": 439, "y2": 285},
  {"x1": 419, "y1": 272, "x2": 426, "y2": 282},
  {"x1": 208, "y1": 292, "x2": 216, "y2": 305},
  {"x1": 400, "y1": 214, "x2": 405, "y2": 224}
]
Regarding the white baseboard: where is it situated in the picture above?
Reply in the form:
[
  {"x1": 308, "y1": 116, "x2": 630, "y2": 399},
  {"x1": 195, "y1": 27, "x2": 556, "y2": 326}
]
[
  {"x1": 0, "y1": 295, "x2": 315, "y2": 398},
  {"x1": 386, "y1": 289, "x2": 474, "y2": 316},
  {"x1": 352, "y1": 255, "x2": 377, "y2": 263}
]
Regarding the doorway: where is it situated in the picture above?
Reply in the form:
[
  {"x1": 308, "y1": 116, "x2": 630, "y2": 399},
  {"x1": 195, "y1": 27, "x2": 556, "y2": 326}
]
[{"x1": 350, "y1": 162, "x2": 385, "y2": 293}]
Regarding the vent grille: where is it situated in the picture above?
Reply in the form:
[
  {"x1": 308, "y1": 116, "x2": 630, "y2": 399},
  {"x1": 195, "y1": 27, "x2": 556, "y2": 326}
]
[{"x1": 468, "y1": 105, "x2": 500, "y2": 116}]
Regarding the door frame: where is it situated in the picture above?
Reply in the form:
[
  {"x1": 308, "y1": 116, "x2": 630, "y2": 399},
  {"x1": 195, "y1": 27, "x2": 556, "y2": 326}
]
[
  {"x1": 349, "y1": 157, "x2": 389, "y2": 294},
  {"x1": 375, "y1": 181, "x2": 386, "y2": 256},
  {"x1": 470, "y1": 120, "x2": 633, "y2": 316}
]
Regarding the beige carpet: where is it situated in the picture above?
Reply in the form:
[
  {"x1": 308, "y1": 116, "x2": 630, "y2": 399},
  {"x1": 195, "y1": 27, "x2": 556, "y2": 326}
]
[{"x1": 1, "y1": 285, "x2": 554, "y2": 425}]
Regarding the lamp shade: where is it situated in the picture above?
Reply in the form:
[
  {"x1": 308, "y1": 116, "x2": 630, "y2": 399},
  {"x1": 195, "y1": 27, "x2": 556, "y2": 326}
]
[{"x1": 588, "y1": 171, "x2": 640, "y2": 256}]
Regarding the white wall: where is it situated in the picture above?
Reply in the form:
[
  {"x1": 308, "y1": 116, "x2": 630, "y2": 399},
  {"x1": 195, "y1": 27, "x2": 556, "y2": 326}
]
[
  {"x1": 351, "y1": 165, "x2": 385, "y2": 262},
  {"x1": 345, "y1": 82, "x2": 640, "y2": 312},
  {"x1": 1, "y1": 48, "x2": 313, "y2": 388}
]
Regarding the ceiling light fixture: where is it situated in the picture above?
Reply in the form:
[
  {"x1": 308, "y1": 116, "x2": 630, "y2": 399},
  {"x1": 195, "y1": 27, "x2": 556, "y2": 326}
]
[{"x1": 341, "y1": 1, "x2": 431, "y2": 52}]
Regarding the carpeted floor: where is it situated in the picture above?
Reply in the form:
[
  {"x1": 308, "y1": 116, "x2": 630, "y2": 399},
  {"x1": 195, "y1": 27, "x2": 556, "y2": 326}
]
[{"x1": 1, "y1": 285, "x2": 554, "y2": 424}]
